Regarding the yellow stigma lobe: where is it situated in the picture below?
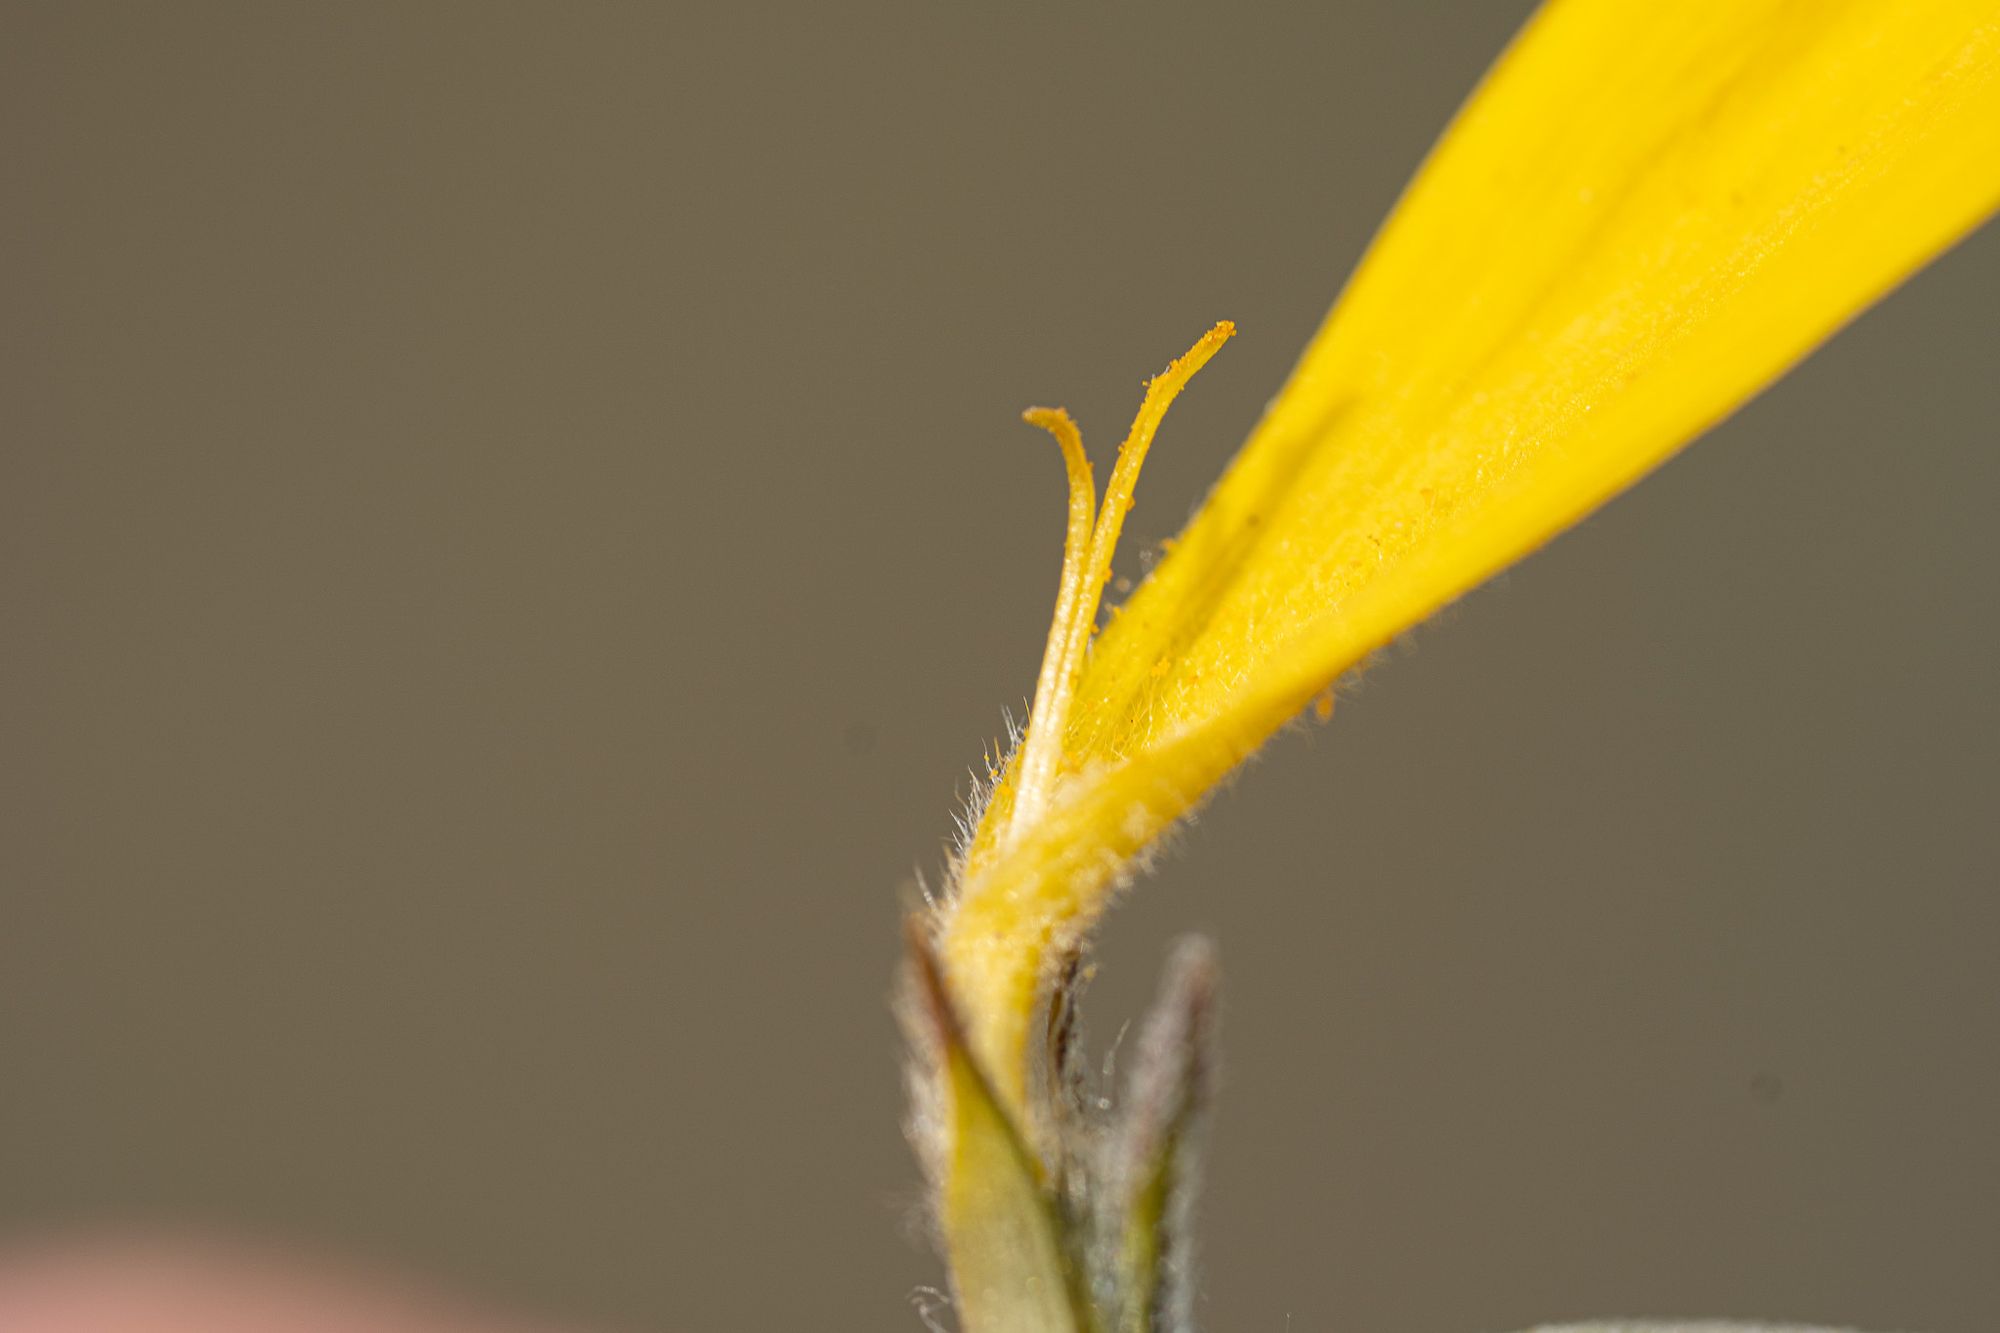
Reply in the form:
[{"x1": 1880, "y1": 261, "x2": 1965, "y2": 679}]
[{"x1": 1011, "y1": 407, "x2": 1096, "y2": 841}]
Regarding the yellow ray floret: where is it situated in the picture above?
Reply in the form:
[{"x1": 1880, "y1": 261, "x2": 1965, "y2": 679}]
[{"x1": 940, "y1": 0, "x2": 2000, "y2": 1123}]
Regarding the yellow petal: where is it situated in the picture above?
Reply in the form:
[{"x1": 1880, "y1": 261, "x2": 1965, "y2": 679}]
[{"x1": 943, "y1": 0, "x2": 2000, "y2": 1116}]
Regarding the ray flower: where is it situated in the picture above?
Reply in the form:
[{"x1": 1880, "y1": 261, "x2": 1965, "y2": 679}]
[{"x1": 904, "y1": 3, "x2": 2000, "y2": 1330}]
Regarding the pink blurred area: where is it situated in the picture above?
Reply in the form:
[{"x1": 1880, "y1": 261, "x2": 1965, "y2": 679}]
[{"x1": 0, "y1": 1236, "x2": 584, "y2": 1333}]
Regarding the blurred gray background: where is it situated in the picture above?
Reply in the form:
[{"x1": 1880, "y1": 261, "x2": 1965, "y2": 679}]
[{"x1": 4, "y1": 4, "x2": 1996, "y2": 1331}]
